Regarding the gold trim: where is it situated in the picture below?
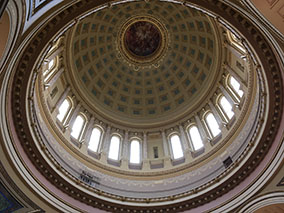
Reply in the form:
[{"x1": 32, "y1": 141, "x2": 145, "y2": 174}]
[{"x1": 116, "y1": 15, "x2": 170, "y2": 71}]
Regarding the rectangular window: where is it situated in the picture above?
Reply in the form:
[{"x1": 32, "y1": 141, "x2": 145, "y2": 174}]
[
  {"x1": 153, "y1": 147, "x2": 159, "y2": 158},
  {"x1": 50, "y1": 86, "x2": 58, "y2": 99}
]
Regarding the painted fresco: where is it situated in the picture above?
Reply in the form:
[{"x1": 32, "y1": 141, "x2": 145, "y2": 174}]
[
  {"x1": 0, "y1": 182, "x2": 22, "y2": 213},
  {"x1": 125, "y1": 21, "x2": 161, "y2": 57}
]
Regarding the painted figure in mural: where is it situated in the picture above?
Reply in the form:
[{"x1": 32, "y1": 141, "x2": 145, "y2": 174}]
[{"x1": 125, "y1": 21, "x2": 161, "y2": 57}]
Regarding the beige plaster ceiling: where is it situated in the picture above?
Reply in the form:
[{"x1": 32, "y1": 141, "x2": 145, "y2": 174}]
[
  {"x1": 66, "y1": 1, "x2": 222, "y2": 126},
  {"x1": 255, "y1": 204, "x2": 284, "y2": 213}
]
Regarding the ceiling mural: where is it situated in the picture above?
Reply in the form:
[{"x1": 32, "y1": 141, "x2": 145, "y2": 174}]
[{"x1": 124, "y1": 21, "x2": 161, "y2": 57}]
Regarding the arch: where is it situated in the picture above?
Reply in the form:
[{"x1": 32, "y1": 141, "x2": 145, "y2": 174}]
[
  {"x1": 56, "y1": 97, "x2": 72, "y2": 123},
  {"x1": 188, "y1": 125, "x2": 204, "y2": 151},
  {"x1": 70, "y1": 113, "x2": 87, "y2": 140},
  {"x1": 88, "y1": 126, "x2": 103, "y2": 153},
  {"x1": 108, "y1": 135, "x2": 121, "y2": 161},
  {"x1": 129, "y1": 138, "x2": 141, "y2": 164},
  {"x1": 204, "y1": 112, "x2": 221, "y2": 138},
  {"x1": 169, "y1": 134, "x2": 184, "y2": 159}
]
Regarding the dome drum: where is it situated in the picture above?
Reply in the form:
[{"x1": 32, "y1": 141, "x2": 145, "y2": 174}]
[{"x1": 30, "y1": 0, "x2": 266, "y2": 205}]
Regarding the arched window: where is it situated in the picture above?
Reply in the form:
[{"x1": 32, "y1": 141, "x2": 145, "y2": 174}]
[
  {"x1": 70, "y1": 114, "x2": 86, "y2": 140},
  {"x1": 129, "y1": 139, "x2": 141, "y2": 164},
  {"x1": 188, "y1": 125, "x2": 203, "y2": 151},
  {"x1": 88, "y1": 127, "x2": 102, "y2": 152},
  {"x1": 205, "y1": 112, "x2": 221, "y2": 138},
  {"x1": 219, "y1": 96, "x2": 234, "y2": 120},
  {"x1": 229, "y1": 76, "x2": 244, "y2": 98},
  {"x1": 57, "y1": 98, "x2": 71, "y2": 122},
  {"x1": 108, "y1": 135, "x2": 121, "y2": 160},
  {"x1": 169, "y1": 134, "x2": 184, "y2": 159},
  {"x1": 43, "y1": 58, "x2": 56, "y2": 82}
]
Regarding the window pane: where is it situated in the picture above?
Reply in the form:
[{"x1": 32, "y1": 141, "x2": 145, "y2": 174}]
[
  {"x1": 206, "y1": 113, "x2": 221, "y2": 137},
  {"x1": 230, "y1": 76, "x2": 244, "y2": 97},
  {"x1": 220, "y1": 96, "x2": 234, "y2": 119},
  {"x1": 130, "y1": 139, "x2": 140, "y2": 164},
  {"x1": 48, "y1": 59, "x2": 55, "y2": 70},
  {"x1": 170, "y1": 135, "x2": 184, "y2": 159},
  {"x1": 189, "y1": 126, "x2": 203, "y2": 151},
  {"x1": 108, "y1": 136, "x2": 120, "y2": 160},
  {"x1": 43, "y1": 59, "x2": 55, "y2": 78},
  {"x1": 57, "y1": 99, "x2": 71, "y2": 122},
  {"x1": 88, "y1": 128, "x2": 102, "y2": 152},
  {"x1": 71, "y1": 115, "x2": 85, "y2": 139}
]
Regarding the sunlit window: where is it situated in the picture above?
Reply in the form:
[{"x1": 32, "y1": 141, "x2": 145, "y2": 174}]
[
  {"x1": 229, "y1": 76, "x2": 244, "y2": 98},
  {"x1": 130, "y1": 139, "x2": 141, "y2": 164},
  {"x1": 57, "y1": 99, "x2": 71, "y2": 122},
  {"x1": 205, "y1": 113, "x2": 221, "y2": 137},
  {"x1": 71, "y1": 115, "x2": 85, "y2": 140},
  {"x1": 108, "y1": 135, "x2": 121, "y2": 160},
  {"x1": 48, "y1": 59, "x2": 55, "y2": 70},
  {"x1": 88, "y1": 127, "x2": 102, "y2": 152},
  {"x1": 188, "y1": 126, "x2": 203, "y2": 151},
  {"x1": 220, "y1": 96, "x2": 234, "y2": 120},
  {"x1": 43, "y1": 58, "x2": 56, "y2": 82},
  {"x1": 170, "y1": 134, "x2": 184, "y2": 159}
]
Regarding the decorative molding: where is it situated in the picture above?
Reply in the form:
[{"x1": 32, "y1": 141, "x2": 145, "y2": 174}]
[
  {"x1": 266, "y1": 0, "x2": 278, "y2": 7},
  {"x1": 0, "y1": 0, "x2": 23, "y2": 73},
  {"x1": 277, "y1": 176, "x2": 284, "y2": 186},
  {"x1": 116, "y1": 15, "x2": 169, "y2": 70},
  {"x1": 241, "y1": 0, "x2": 284, "y2": 42},
  {"x1": 0, "y1": 0, "x2": 8, "y2": 18},
  {"x1": 239, "y1": 192, "x2": 284, "y2": 213},
  {"x1": 277, "y1": 4, "x2": 284, "y2": 18},
  {"x1": 0, "y1": 162, "x2": 43, "y2": 212}
]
